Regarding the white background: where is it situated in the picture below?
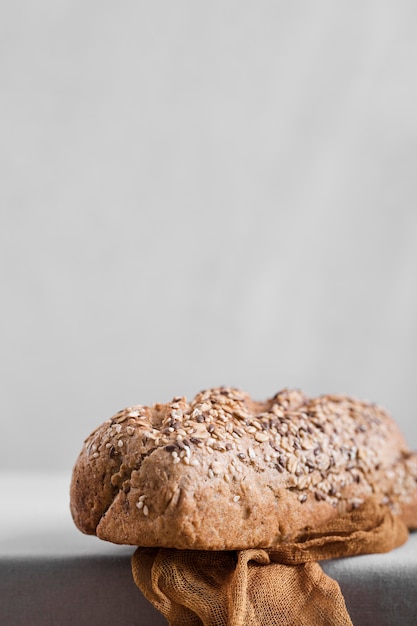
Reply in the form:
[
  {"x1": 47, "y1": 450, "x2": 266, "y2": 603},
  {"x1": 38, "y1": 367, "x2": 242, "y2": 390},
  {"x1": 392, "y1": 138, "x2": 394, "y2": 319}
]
[{"x1": 1, "y1": 1, "x2": 417, "y2": 471}]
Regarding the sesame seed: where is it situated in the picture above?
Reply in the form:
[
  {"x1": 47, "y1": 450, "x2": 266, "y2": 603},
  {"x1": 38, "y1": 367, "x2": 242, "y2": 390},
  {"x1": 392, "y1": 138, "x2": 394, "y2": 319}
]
[
  {"x1": 254, "y1": 431, "x2": 269, "y2": 443},
  {"x1": 301, "y1": 438, "x2": 315, "y2": 450},
  {"x1": 297, "y1": 475, "x2": 309, "y2": 490},
  {"x1": 248, "y1": 447, "x2": 256, "y2": 459},
  {"x1": 287, "y1": 456, "x2": 298, "y2": 474},
  {"x1": 136, "y1": 501, "x2": 144, "y2": 509},
  {"x1": 280, "y1": 438, "x2": 294, "y2": 452},
  {"x1": 233, "y1": 495, "x2": 240, "y2": 502},
  {"x1": 143, "y1": 504, "x2": 149, "y2": 516},
  {"x1": 117, "y1": 439, "x2": 123, "y2": 448},
  {"x1": 128, "y1": 410, "x2": 140, "y2": 417}
]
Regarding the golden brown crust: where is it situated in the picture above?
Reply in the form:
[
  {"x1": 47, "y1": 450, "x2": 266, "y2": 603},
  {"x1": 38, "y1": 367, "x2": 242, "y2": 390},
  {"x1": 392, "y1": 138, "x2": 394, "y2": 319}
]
[{"x1": 70, "y1": 387, "x2": 417, "y2": 550}]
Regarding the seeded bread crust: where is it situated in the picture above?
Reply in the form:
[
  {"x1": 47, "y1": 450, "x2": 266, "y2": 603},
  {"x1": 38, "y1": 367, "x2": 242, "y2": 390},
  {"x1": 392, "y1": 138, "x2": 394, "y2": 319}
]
[{"x1": 70, "y1": 387, "x2": 417, "y2": 550}]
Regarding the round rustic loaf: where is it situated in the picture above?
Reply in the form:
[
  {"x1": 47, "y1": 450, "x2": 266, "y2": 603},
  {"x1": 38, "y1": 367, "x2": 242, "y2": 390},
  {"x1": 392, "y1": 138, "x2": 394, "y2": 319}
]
[{"x1": 70, "y1": 387, "x2": 417, "y2": 550}]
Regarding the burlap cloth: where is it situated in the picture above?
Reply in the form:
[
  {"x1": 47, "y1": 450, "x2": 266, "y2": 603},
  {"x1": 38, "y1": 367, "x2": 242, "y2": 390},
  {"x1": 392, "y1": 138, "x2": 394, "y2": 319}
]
[{"x1": 131, "y1": 498, "x2": 409, "y2": 626}]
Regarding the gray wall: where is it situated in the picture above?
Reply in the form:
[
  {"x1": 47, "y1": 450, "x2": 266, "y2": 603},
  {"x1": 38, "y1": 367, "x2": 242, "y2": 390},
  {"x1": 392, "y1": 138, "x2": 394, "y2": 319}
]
[{"x1": 1, "y1": 1, "x2": 416, "y2": 471}]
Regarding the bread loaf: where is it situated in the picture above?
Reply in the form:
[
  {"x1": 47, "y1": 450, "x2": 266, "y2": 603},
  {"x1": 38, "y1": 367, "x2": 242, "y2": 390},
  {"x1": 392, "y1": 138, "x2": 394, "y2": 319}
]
[{"x1": 70, "y1": 387, "x2": 417, "y2": 550}]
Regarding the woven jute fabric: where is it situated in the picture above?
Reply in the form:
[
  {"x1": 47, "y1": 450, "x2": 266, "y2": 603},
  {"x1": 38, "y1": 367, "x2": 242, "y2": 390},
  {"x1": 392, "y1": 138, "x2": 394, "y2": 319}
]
[{"x1": 131, "y1": 499, "x2": 408, "y2": 626}]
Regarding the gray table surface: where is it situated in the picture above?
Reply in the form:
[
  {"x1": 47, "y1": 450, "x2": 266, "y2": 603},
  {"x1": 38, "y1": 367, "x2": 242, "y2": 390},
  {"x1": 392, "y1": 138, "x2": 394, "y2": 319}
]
[{"x1": 1, "y1": 472, "x2": 416, "y2": 626}]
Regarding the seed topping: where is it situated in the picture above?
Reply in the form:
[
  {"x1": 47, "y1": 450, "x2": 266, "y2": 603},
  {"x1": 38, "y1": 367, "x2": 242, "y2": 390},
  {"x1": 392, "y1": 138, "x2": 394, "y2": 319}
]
[{"x1": 87, "y1": 386, "x2": 408, "y2": 513}]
